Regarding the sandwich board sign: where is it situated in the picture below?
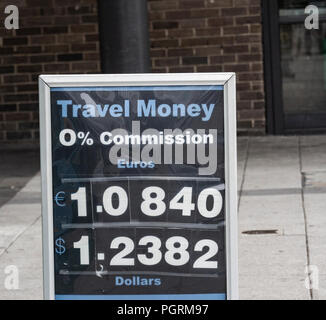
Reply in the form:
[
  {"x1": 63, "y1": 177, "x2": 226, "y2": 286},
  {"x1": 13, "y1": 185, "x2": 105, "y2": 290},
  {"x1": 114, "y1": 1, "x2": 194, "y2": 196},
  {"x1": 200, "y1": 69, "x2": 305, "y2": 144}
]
[{"x1": 39, "y1": 73, "x2": 238, "y2": 300}]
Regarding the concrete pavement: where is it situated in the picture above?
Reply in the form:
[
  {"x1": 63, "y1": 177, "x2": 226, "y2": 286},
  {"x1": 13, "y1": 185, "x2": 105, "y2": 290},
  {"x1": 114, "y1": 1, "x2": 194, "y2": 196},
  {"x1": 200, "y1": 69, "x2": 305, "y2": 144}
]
[
  {"x1": 0, "y1": 135, "x2": 326, "y2": 300},
  {"x1": 0, "y1": 174, "x2": 42, "y2": 299},
  {"x1": 0, "y1": 149, "x2": 39, "y2": 207}
]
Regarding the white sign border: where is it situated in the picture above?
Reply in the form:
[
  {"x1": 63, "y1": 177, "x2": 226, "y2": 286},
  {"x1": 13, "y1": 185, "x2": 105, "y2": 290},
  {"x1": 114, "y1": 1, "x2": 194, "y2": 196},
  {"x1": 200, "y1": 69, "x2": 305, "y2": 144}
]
[{"x1": 39, "y1": 73, "x2": 238, "y2": 300}]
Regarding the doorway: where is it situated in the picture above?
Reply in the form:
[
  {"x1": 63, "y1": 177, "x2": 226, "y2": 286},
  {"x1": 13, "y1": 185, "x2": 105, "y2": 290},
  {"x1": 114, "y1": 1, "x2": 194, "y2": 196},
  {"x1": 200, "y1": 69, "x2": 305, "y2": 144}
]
[{"x1": 263, "y1": 0, "x2": 326, "y2": 134}]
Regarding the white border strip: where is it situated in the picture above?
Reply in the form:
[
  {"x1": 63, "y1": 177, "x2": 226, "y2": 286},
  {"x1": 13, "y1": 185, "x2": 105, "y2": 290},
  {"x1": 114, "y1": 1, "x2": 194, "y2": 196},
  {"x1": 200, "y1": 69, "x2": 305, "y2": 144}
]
[
  {"x1": 39, "y1": 78, "x2": 55, "y2": 300},
  {"x1": 224, "y1": 75, "x2": 238, "y2": 300}
]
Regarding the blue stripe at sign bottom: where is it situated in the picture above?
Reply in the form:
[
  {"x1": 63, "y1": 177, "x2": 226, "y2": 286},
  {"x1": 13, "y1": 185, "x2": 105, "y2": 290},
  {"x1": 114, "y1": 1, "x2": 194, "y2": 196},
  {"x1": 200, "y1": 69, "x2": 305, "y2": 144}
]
[{"x1": 55, "y1": 293, "x2": 226, "y2": 300}]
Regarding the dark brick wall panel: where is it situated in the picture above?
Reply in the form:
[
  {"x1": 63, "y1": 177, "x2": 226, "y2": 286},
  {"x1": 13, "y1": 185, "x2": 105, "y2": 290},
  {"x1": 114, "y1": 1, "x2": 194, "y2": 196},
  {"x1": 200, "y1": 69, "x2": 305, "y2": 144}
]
[
  {"x1": 148, "y1": 0, "x2": 266, "y2": 134},
  {"x1": 0, "y1": 0, "x2": 100, "y2": 144},
  {"x1": 0, "y1": 0, "x2": 265, "y2": 144}
]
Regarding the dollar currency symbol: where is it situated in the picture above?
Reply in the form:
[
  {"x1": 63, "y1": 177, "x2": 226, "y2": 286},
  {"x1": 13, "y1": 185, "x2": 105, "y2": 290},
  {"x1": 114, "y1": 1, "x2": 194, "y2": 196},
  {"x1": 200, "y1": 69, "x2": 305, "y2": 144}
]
[{"x1": 55, "y1": 237, "x2": 66, "y2": 255}]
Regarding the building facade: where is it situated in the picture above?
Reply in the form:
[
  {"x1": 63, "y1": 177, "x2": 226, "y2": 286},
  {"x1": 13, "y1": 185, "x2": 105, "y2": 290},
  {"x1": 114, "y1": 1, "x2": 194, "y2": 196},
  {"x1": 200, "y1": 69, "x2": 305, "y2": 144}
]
[{"x1": 0, "y1": 0, "x2": 325, "y2": 146}]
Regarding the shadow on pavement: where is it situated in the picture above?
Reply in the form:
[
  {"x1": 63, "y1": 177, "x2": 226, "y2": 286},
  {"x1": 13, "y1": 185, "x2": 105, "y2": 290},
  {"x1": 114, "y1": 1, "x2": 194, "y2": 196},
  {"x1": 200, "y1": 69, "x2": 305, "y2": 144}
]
[{"x1": 0, "y1": 150, "x2": 40, "y2": 208}]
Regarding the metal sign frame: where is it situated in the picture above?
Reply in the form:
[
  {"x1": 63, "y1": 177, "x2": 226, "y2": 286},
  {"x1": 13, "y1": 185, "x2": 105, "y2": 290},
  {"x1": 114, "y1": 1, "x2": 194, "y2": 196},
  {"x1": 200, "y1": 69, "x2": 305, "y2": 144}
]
[{"x1": 39, "y1": 73, "x2": 238, "y2": 300}]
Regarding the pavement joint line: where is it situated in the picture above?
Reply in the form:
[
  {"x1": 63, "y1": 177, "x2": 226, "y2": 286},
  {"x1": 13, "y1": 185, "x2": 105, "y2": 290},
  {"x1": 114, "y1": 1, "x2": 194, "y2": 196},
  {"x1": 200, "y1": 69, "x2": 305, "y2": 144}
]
[
  {"x1": 241, "y1": 233, "x2": 306, "y2": 237},
  {"x1": 241, "y1": 187, "x2": 326, "y2": 196},
  {"x1": 0, "y1": 214, "x2": 41, "y2": 258},
  {"x1": 238, "y1": 136, "x2": 250, "y2": 214},
  {"x1": 5, "y1": 198, "x2": 41, "y2": 205},
  {"x1": 298, "y1": 136, "x2": 314, "y2": 300}
]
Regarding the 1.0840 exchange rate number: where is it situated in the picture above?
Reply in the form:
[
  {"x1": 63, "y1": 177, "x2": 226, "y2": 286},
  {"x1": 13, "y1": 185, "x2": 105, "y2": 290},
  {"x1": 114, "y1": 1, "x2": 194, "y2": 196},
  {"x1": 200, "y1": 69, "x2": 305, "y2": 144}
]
[{"x1": 72, "y1": 186, "x2": 223, "y2": 218}]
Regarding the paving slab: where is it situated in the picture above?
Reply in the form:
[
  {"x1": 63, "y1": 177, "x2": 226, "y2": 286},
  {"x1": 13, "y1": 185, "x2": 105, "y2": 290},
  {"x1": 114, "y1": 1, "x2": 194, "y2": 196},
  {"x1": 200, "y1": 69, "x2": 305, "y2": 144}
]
[
  {"x1": 0, "y1": 150, "x2": 39, "y2": 207},
  {"x1": 239, "y1": 275, "x2": 308, "y2": 300},
  {"x1": 300, "y1": 135, "x2": 326, "y2": 172},
  {"x1": 238, "y1": 136, "x2": 310, "y2": 300},
  {"x1": 243, "y1": 136, "x2": 301, "y2": 191},
  {"x1": 0, "y1": 219, "x2": 43, "y2": 300},
  {"x1": 299, "y1": 135, "x2": 326, "y2": 300},
  {"x1": 239, "y1": 194, "x2": 306, "y2": 236},
  {"x1": 0, "y1": 174, "x2": 42, "y2": 300}
]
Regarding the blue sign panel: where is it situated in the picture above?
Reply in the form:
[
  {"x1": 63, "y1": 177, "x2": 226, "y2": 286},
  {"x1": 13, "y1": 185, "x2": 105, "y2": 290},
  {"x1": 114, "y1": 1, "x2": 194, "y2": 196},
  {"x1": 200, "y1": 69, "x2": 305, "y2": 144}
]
[{"x1": 49, "y1": 85, "x2": 226, "y2": 300}]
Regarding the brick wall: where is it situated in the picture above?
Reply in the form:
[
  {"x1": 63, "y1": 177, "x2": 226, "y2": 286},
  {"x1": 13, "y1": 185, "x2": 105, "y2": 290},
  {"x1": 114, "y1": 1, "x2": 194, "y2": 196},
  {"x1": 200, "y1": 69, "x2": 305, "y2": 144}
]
[
  {"x1": 0, "y1": 0, "x2": 100, "y2": 145},
  {"x1": 0, "y1": 0, "x2": 266, "y2": 145},
  {"x1": 148, "y1": 0, "x2": 265, "y2": 134}
]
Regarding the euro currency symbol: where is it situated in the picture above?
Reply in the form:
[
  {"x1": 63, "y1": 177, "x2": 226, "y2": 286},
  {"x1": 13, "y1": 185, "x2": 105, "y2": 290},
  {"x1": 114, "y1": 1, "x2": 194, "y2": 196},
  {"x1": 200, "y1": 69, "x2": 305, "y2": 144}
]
[{"x1": 54, "y1": 191, "x2": 66, "y2": 207}]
